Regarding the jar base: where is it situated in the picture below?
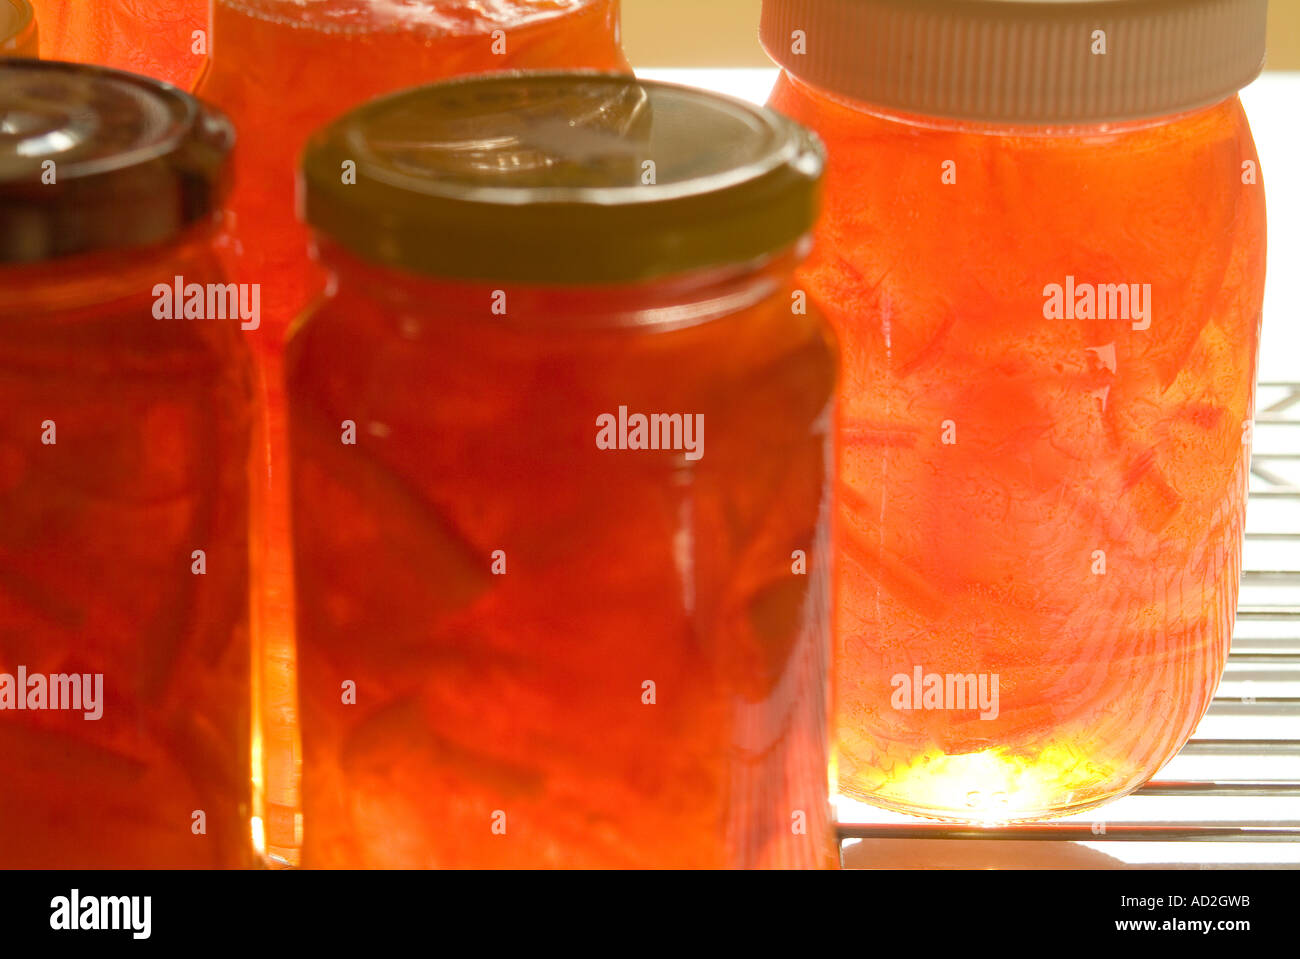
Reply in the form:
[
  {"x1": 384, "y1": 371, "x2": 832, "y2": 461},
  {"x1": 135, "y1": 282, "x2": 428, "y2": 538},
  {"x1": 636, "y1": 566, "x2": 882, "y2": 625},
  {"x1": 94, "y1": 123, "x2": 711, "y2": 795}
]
[{"x1": 837, "y1": 746, "x2": 1148, "y2": 824}]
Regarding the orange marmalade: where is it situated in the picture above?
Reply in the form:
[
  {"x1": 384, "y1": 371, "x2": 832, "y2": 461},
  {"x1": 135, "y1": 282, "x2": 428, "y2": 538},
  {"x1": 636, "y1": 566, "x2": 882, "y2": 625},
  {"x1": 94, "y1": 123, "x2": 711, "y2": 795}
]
[
  {"x1": 27, "y1": 1, "x2": 206, "y2": 87},
  {"x1": 195, "y1": 3, "x2": 631, "y2": 862},
  {"x1": 290, "y1": 75, "x2": 838, "y2": 867},
  {"x1": 0, "y1": 62, "x2": 255, "y2": 866},
  {"x1": 763, "y1": 0, "x2": 1269, "y2": 821}
]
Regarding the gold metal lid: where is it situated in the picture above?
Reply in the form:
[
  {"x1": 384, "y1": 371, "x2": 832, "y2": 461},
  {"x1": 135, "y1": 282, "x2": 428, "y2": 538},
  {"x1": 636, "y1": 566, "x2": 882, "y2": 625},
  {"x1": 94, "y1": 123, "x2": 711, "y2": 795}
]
[
  {"x1": 0, "y1": 1, "x2": 35, "y2": 59},
  {"x1": 761, "y1": 0, "x2": 1269, "y2": 124},
  {"x1": 300, "y1": 72, "x2": 826, "y2": 285},
  {"x1": 0, "y1": 60, "x2": 234, "y2": 264}
]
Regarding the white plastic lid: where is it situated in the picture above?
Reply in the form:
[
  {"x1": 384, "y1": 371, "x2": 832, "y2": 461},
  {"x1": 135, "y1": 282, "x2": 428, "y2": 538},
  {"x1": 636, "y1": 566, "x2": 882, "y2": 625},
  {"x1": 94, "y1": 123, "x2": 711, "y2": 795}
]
[{"x1": 760, "y1": 0, "x2": 1269, "y2": 124}]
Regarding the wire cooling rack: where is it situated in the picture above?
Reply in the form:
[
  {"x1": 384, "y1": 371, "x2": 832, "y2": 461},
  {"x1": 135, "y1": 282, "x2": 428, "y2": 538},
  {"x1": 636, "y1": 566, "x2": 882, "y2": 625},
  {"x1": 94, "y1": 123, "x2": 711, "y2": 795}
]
[{"x1": 836, "y1": 381, "x2": 1300, "y2": 869}]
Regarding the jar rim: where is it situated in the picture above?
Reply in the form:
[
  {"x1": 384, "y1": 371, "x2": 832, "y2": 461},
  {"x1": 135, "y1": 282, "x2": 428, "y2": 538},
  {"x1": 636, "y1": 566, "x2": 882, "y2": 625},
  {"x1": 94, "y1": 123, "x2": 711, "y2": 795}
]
[
  {"x1": 308, "y1": 233, "x2": 813, "y2": 335},
  {"x1": 780, "y1": 71, "x2": 1246, "y2": 140}
]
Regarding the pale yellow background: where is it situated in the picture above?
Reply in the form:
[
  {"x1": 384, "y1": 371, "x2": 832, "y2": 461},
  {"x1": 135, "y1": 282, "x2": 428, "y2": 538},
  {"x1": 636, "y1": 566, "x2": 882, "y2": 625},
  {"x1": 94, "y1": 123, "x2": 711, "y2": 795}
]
[{"x1": 621, "y1": 0, "x2": 1300, "y2": 70}]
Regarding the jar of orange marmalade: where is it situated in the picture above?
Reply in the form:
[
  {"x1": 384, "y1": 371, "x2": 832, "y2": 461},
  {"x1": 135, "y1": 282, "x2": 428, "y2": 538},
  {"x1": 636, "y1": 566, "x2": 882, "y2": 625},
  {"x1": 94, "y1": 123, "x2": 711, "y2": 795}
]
[
  {"x1": 762, "y1": 0, "x2": 1269, "y2": 822},
  {"x1": 25, "y1": 0, "x2": 206, "y2": 87},
  {"x1": 196, "y1": 5, "x2": 633, "y2": 865},
  {"x1": 0, "y1": 61, "x2": 256, "y2": 866},
  {"x1": 290, "y1": 74, "x2": 838, "y2": 868},
  {"x1": 0, "y1": 0, "x2": 35, "y2": 57},
  {"x1": 198, "y1": 0, "x2": 632, "y2": 341}
]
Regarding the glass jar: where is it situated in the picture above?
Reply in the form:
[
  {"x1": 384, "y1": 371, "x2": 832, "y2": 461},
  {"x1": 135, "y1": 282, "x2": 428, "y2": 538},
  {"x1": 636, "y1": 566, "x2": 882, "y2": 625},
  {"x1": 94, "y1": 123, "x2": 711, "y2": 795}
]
[
  {"x1": 195, "y1": 4, "x2": 632, "y2": 862},
  {"x1": 26, "y1": 0, "x2": 207, "y2": 87},
  {"x1": 197, "y1": 0, "x2": 631, "y2": 340},
  {"x1": 762, "y1": 0, "x2": 1269, "y2": 821},
  {"x1": 0, "y1": 61, "x2": 256, "y2": 866},
  {"x1": 290, "y1": 74, "x2": 838, "y2": 867},
  {"x1": 0, "y1": 0, "x2": 35, "y2": 57}
]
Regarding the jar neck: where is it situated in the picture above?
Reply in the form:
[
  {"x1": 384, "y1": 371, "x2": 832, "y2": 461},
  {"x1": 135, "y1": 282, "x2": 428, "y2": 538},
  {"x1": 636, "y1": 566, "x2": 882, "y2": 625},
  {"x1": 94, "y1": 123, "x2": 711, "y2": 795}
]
[
  {"x1": 778, "y1": 70, "x2": 1242, "y2": 139},
  {"x1": 0, "y1": 222, "x2": 223, "y2": 318},
  {"x1": 312, "y1": 236, "x2": 807, "y2": 333}
]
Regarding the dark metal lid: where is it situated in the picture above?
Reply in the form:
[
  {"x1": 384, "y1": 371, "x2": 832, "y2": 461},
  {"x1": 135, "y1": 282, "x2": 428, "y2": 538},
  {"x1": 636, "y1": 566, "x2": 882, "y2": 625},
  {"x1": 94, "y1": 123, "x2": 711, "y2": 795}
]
[
  {"x1": 300, "y1": 72, "x2": 825, "y2": 285},
  {"x1": 0, "y1": 59, "x2": 234, "y2": 264}
]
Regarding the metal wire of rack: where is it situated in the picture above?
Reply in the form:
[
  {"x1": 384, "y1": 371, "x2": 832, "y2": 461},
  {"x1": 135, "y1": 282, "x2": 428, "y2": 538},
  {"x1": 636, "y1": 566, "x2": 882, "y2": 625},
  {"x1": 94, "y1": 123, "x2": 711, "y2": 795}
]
[{"x1": 837, "y1": 381, "x2": 1300, "y2": 869}]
